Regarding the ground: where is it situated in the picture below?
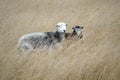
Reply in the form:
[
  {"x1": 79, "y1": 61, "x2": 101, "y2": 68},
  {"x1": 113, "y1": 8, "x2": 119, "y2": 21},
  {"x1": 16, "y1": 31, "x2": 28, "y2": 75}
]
[{"x1": 0, "y1": 0, "x2": 120, "y2": 80}]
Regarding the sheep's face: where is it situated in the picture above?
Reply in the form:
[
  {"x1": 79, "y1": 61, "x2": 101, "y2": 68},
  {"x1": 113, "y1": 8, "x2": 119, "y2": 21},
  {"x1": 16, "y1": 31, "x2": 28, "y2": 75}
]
[
  {"x1": 72, "y1": 26, "x2": 84, "y2": 34},
  {"x1": 56, "y1": 22, "x2": 68, "y2": 33}
]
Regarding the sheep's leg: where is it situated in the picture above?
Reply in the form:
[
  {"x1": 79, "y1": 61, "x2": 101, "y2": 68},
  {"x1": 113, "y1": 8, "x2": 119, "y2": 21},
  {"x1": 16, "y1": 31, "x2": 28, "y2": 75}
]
[
  {"x1": 79, "y1": 35, "x2": 83, "y2": 39},
  {"x1": 20, "y1": 43, "x2": 33, "y2": 53}
]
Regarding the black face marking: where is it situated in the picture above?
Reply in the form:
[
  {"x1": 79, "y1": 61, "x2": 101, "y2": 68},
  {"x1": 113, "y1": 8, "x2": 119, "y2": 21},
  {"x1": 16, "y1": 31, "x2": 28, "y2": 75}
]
[
  {"x1": 75, "y1": 26, "x2": 80, "y2": 29},
  {"x1": 71, "y1": 29, "x2": 77, "y2": 37}
]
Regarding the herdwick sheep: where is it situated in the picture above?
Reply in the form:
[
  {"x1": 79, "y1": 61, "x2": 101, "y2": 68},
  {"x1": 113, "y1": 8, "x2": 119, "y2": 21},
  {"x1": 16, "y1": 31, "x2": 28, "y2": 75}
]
[
  {"x1": 18, "y1": 22, "x2": 68, "y2": 52},
  {"x1": 65, "y1": 26, "x2": 84, "y2": 40}
]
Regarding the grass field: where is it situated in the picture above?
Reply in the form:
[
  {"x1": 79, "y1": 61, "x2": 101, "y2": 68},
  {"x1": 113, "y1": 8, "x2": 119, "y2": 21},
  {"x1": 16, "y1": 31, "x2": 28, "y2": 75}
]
[{"x1": 0, "y1": 0, "x2": 120, "y2": 80}]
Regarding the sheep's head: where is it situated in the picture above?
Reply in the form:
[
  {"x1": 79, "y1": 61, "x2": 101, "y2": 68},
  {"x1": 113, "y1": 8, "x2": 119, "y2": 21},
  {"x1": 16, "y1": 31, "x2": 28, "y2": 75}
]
[
  {"x1": 56, "y1": 22, "x2": 68, "y2": 33},
  {"x1": 72, "y1": 26, "x2": 84, "y2": 35}
]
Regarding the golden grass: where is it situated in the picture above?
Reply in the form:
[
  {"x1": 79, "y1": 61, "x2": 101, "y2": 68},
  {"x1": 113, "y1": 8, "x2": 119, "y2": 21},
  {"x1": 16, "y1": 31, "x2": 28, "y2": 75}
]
[{"x1": 0, "y1": 0, "x2": 120, "y2": 80}]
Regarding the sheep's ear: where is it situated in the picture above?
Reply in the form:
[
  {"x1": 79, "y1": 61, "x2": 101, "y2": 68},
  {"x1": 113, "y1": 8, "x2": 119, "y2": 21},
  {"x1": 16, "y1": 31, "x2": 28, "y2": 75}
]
[
  {"x1": 66, "y1": 23, "x2": 68, "y2": 26},
  {"x1": 72, "y1": 27, "x2": 74, "y2": 29},
  {"x1": 56, "y1": 25, "x2": 59, "y2": 27},
  {"x1": 81, "y1": 27, "x2": 84, "y2": 29}
]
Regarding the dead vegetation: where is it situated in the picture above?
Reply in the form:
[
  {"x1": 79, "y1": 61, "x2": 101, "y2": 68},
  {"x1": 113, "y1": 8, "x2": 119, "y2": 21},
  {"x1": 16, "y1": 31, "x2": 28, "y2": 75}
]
[{"x1": 0, "y1": 0, "x2": 120, "y2": 80}]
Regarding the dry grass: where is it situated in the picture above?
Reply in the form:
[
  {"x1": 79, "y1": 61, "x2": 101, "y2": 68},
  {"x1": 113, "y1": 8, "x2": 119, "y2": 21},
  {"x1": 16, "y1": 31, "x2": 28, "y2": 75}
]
[{"x1": 0, "y1": 0, "x2": 120, "y2": 80}]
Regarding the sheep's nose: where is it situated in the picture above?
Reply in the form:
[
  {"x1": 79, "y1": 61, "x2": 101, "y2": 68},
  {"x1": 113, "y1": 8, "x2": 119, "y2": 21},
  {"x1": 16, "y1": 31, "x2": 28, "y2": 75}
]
[{"x1": 63, "y1": 30, "x2": 66, "y2": 33}]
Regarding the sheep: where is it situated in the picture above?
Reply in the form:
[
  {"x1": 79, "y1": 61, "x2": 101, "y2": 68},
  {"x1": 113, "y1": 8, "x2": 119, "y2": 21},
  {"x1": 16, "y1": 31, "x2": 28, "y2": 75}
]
[
  {"x1": 65, "y1": 26, "x2": 84, "y2": 40},
  {"x1": 17, "y1": 22, "x2": 68, "y2": 52},
  {"x1": 56, "y1": 22, "x2": 67, "y2": 33}
]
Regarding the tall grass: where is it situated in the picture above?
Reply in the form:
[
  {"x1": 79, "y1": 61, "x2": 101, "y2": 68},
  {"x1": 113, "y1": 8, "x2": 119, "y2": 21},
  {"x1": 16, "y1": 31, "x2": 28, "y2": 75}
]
[{"x1": 0, "y1": 0, "x2": 120, "y2": 80}]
